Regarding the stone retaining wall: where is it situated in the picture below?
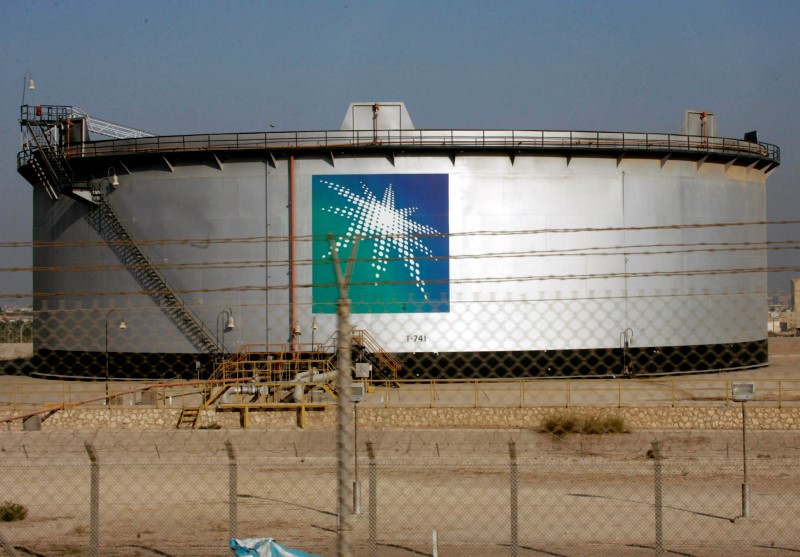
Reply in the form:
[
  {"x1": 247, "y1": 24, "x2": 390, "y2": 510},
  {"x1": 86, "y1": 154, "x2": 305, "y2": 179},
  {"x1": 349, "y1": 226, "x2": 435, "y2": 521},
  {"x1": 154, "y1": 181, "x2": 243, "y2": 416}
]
[{"x1": 2, "y1": 405, "x2": 800, "y2": 431}]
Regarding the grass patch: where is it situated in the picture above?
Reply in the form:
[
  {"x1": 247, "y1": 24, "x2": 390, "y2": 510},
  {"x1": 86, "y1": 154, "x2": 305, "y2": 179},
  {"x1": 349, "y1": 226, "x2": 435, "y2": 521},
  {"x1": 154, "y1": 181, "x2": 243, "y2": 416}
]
[
  {"x1": 0, "y1": 501, "x2": 28, "y2": 522},
  {"x1": 542, "y1": 413, "x2": 629, "y2": 437}
]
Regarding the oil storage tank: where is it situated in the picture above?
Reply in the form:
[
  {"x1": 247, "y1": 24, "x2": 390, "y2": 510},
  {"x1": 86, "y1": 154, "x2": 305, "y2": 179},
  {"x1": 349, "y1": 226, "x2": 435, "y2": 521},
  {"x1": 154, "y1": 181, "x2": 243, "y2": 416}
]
[{"x1": 16, "y1": 103, "x2": 780, "y2": 378}]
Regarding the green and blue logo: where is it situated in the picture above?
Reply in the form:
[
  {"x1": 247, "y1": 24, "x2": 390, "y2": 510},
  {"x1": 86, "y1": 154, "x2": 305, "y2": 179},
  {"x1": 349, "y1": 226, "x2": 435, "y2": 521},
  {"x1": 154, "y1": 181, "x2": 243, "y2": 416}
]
[{"x1": 312, "y1": 174, "x2": 449, "y2": 314}]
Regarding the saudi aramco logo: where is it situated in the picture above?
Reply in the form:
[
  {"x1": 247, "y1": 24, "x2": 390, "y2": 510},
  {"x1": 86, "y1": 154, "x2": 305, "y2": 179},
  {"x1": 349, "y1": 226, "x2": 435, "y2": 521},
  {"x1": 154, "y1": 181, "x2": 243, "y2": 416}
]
[{"x1": 312, "y1": 174, "x2": 449, "y2": 314}]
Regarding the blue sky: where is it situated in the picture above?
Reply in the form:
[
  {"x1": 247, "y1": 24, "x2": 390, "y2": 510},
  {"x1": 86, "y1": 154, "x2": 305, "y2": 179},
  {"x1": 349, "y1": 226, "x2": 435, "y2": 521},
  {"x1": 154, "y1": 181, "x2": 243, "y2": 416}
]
[{"x1": 2, "y1": 0, "x2": 799, "y2": 303}]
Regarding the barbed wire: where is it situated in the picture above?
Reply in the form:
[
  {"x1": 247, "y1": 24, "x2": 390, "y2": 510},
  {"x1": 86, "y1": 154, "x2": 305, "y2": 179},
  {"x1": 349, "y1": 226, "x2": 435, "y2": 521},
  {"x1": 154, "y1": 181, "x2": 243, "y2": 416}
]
[
  {"x1": 0, "y1": 221, "x2": 796, "y2": 299},
  {"x1": 2, "y1": 265, "x2": 799, "y2": 301},
  {"x1": 2, "y1": 240, "x2": 800, "y2": 275},
  {"x1": 0, "y1": 284, "x2": 794, "y2": 312},
  {"x1": 1, "y1": 219, "x2": 799, "y2": 250}
]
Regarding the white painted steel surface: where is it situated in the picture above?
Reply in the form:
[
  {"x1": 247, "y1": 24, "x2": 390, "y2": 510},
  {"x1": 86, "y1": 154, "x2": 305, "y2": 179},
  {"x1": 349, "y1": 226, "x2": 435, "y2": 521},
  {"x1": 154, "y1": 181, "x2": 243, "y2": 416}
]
[{"x1": 32, "y1": 150, "x2": 768, "y2": 356}]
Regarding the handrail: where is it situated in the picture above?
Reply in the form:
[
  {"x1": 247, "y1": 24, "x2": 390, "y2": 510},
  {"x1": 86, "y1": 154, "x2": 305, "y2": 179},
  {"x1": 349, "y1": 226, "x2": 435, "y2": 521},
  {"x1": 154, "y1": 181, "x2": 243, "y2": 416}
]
[
  {"x1": 64, "y1": 129, "x2": 778, "y2": 161},
  {"x1": 208, "y1": 330, "x2": 398, "y2": 385},
  {"x1": 210, "y1": 342, "x2": 338, "y2": 385},
  {"x1": 17, "y1": 118, "x2": 780, "y2": 169},
  {"x1": 89, "y1": 192, "x2": 223, "y2": 355},
  {"x1": 351, "y1": 329, "x2": 401, "y2": 378}
]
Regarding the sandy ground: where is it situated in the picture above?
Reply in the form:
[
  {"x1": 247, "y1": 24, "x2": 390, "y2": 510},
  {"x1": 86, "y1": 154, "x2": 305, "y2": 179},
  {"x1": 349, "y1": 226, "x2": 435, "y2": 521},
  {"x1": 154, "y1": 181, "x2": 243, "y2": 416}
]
[
  {"x1": 1, "y1": 338, "x2": 800, "y2": 556},
  {"x1": 1, "y1": 429, "x2": 799, "y2": 556}
]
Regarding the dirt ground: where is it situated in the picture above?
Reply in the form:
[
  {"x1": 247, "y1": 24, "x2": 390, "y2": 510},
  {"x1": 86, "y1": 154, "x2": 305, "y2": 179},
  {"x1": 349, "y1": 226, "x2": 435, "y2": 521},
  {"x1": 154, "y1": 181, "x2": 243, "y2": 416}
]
[
  {"x1": 1, "y1": 428, "x2": 800, "y2": 556},
  {"x1": 1, "y1": 338, "x2": 800, "y2": 556}
]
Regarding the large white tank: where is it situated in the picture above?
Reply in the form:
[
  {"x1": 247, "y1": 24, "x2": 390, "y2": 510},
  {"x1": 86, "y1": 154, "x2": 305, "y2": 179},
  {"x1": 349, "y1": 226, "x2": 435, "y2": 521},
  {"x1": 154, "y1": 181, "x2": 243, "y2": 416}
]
[{"x1": 18, "y1": 103, "x2": 779, "y2": 378}]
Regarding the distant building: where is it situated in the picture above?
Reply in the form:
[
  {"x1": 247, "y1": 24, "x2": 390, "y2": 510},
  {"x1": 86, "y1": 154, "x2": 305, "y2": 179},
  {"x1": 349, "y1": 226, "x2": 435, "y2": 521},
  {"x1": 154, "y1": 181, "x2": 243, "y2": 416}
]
[{"x1": 769, "y1": 278, "x2": 800, "y2": 336}]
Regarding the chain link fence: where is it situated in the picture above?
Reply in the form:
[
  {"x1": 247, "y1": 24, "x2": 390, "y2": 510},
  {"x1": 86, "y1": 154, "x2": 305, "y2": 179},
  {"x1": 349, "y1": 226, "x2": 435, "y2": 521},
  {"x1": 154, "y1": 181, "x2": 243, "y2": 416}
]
[
  {"x1": 0, "y1": 293, "x2": 781, "y2": 381},
  {"x1": 2, "y1": 212, "x2": 800, "y2": 557},
  {"x1": 1, "y1": 430, "x2": 800, "y2": 556}
]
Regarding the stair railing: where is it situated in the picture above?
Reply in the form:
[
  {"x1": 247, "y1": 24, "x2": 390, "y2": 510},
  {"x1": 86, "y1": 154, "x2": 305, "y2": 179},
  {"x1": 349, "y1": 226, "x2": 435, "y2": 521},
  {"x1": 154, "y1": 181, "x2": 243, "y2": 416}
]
[{"x1": 87, "y1": 193, "x2": 223, "y2": 355}]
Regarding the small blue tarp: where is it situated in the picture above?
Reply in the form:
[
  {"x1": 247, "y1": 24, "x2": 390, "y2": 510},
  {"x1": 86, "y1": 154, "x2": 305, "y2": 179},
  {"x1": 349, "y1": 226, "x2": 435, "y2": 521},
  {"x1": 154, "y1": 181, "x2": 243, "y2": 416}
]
[{"x1": 230, "y1": 537, "x2": 321, "y2": 557}]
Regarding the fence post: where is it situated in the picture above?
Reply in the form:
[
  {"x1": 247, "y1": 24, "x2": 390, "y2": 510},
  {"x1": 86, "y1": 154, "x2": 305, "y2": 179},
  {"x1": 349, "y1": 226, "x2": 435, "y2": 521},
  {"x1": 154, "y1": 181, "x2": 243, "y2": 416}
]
[
  {"x1": 329, "y1": 233, "x2": 358, "y2": 557},
  {"x1": 652, "y1": 440, "x2": 663, "y2": 557},
  {"x1": 509, "y1": 441, "x2": 518, "y2": 557},
  {"x1": 85, "y1": 442, "x2": 100, "y2": 557},
  {"x1": 225, "y1": 440, "x2": 237, "y2": 541},
  {"x1": 367, "y1": 441, "x2": 377, "y2": 557}
]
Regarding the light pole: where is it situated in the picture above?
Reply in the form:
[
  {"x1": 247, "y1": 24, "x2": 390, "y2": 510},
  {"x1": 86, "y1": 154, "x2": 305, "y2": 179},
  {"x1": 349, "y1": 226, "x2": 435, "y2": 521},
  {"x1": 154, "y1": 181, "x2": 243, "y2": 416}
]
[
  {"x1": 732, "y1": 382, "x2": 755, "y2": 519},
  {"x1": 619, "y1": 328, "x2": 634, "y2": 376},
  {"x1": 216, "y1": 308, "x2": 235, "y2": 353},
  {"x1": 22, "y1": 71, "x2": 35, "y2": 106},
  {"x1": 354, "y1": 398, "x2": 360, "y2": 514},
  {"x1": 104, "y1": 309, "x2": 127, "y2": 401},
  {"x1": 311, "y1": 318, "x2": 319, "y2": 351}
]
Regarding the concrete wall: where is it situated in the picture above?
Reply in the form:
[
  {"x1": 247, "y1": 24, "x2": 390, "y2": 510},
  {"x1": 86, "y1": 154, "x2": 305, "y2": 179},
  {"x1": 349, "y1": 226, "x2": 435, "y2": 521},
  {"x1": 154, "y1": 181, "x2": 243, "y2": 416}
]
[{"x1": 2, "y1": 405, "x2": 799, "y2": 431}]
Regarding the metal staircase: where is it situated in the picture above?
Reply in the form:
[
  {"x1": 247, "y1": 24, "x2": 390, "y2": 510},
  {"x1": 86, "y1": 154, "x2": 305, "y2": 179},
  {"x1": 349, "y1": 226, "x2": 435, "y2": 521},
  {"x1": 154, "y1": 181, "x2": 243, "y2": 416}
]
[
  {"x1": 18, "y1": 104, "x2": 153, "y2": 201},
  {"x1": 176, "y1": 407, "x2": 201, "y2": 429},
  {"x1": 27, "y1": 154, "x2": 60, "y2": 200},
  {"x1": 86, "y1": 192, "x2": 223, "y2": 355},
  {"x1": 351, "y1": 329, "x2": 401, "y2": 382},
  {"x1": 22, "y1": 120, "x2": 73, "y2": 200},
  {"x1": 19, "y1": 104, "x2": 223, "y2": 357}
]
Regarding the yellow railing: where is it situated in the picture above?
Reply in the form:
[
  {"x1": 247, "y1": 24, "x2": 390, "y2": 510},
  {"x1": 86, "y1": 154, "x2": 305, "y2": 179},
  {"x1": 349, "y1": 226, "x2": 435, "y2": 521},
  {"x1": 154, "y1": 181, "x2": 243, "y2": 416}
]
[
  {"x1": 208, "y1": 330, "x2": 398, "y2": 385},
  {"x1": 210, "y1": 342, "x2": 337, "y2": 384},
  {"x1": 351, "y1": 329, "x2": 401, "y2": 380}
]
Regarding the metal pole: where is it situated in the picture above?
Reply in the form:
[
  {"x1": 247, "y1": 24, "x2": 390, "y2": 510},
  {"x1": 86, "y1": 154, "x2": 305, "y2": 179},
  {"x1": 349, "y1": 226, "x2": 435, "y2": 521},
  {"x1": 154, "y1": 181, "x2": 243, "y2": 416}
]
[
  {"x1": 22, "y1": 71, "x2": 34, "y2": 106},
  {"x1": 216, "y1": 313, "x2": 222, "y2": 354},
  {"x1": 367, "y1": 441, "x2": 377, "y2": 557},
  {"x1": 354, "y1": 401, "x2": 361, "y2": 514},
  {"x1": 105, "y1": 311, "x2": 111, "y2": 400},
  {"x1": 226, "y1": 440, "x2": 238, "y2": 539},
  {"x1": 217, "y1": 308, "x2": 232, "y2": 354},
  {"x1": 85, "y1": 443, "x2": 100, "y2": 557},
  {"x1": 311, "y1": 318, "x2": 319, "y2": 352},
  {"x1": 104, "y1": 308, "x2": 126, "y2": 402},
  {"x1": 741, "y1": 402, "x2": 750, "y2": 518},
  {"x1": 509, "y1": 441, "x2": 518, "y2": 557},
  {"x1": 652, "y1": 440, "x2": 663, "y2": 557}
]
